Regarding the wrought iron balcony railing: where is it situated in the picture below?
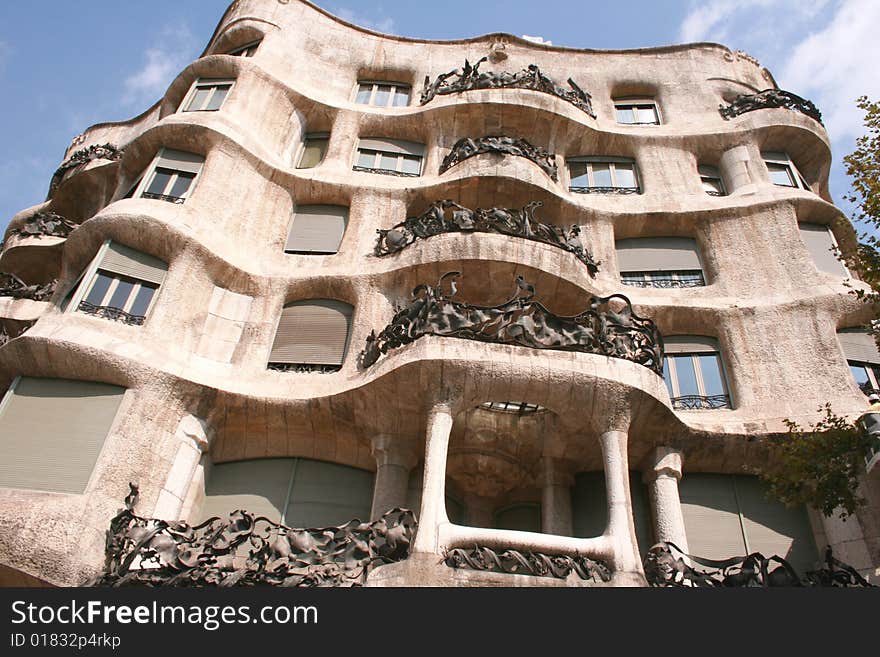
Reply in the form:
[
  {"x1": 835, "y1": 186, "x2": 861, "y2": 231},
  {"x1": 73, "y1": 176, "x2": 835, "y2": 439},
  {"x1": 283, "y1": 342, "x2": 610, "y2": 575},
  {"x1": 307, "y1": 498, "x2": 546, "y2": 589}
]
[
  {"x1": 0, "y1": 273, "x2": 56, "y2": 301},
  {"x1": 569, "y1": 186, "x2": 641, "y2": 195},
  {"x1": 670, "y1": 394, "x2": 731, "y2": 410},
  {"x1": 621, "y1": 271, "x2": 705, "y2": 289},
  {"x1": 78, "y1": 301, "x2": 146, "y2": 326},
  {"x1": 444, "y1": 546, "x2": 611, "y2": 582},
  {"x1": 267, "y1": 363, "x2": 341, "y2": 373},
  {"x1": 352, "y1": 165, "x2": 420, "y2": 178},
  {"x1": 141, "y1": 192, "x2": 186, "y2": 204},
  {"x1": 439, "y1": 136, "x2": 558, "y2": 180},
  {"x1": 718, "y1": 89, "x2": 823, "y2": 124}
]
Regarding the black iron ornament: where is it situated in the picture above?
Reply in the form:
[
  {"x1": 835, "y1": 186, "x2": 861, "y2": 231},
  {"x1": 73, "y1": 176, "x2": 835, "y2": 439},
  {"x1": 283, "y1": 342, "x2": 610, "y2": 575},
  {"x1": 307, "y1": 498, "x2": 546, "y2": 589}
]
[
  {"x1": 444, "y1": 546, "x2": 611, "y2": 582},
  {"x1": 439, "y1": 136, "x2": 558, "y2": 180},
  {"x1": 374, "y1": 200, "x2": 599, "y2": 275},
  {"x1": 421, "y1": 57, "x2": 596, "y2": 117},
  {"x1": 0, "y1": 272, "x2": 56, "y2": 302},
  {"x1": 16, "y1": 212, "x2": 76, "y2": 239},
  {"x1": 94, "y1": 484, "x2": 417, "y2": 587},
  {"x1": 360, "y1": 272, "x2": 664, "y2": 373},
  {"x1": 77, "y1": 301, "x2": 146, "y2": 326},
  {"x1": 644, "y1": 542, "x2": 873, "y2": 587},
  {"x1": 719, "y1": 89, "x2": 822, "y2": 124},
  {"x1": 48, "y1": 143, "x2": 124, "y2": 195}
]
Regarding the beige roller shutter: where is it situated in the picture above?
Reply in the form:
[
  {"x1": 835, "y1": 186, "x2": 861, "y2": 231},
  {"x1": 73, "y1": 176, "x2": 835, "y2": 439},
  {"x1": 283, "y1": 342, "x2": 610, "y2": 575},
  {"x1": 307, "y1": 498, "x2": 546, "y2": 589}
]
[
  {"x1": 284, "y1": 460, "x2": 374, "y2": 527},
  {"x1": 285, "y1": 205, "x2": 348, "y2": 254},
  {"x1": 799, "y1": 223, "x2": 848, "y2": 277},
  {"x1": 268, "y1": 300, "x2": 353, "y2": 366},
  {"x1": 616, "y1": 237, "x2": 702, "y2": 272},
  {"x1": 200, "y1": 458, "x2": 294, "y2": 523},
  {"x1": 99, "y1": 242, "x2": 168, "y2": 285},
  {"x1": 736, "y1": 476, "x2": 818, "y2": 571},
  {"x1": 155, "y1": 148, "x2": 204, "y2": 174},
  {"x1": 0, "y1": 377, "x2": 125, "y2": 494},
  {"x1": 663, "y1": 335, "x2": 719, "y2": 354},
  {"x1": 494, "y1": 504, "x2": 542, "y2": 533},
  {"x1": 679, "y1": 473, "x2": 747, "y2": 560},
  {"x1": 358, "y1": 137, "x2": 425, "y2": 157},
  {"x1": 838, "y1": 328, "x2": 880, "y2": 364}
]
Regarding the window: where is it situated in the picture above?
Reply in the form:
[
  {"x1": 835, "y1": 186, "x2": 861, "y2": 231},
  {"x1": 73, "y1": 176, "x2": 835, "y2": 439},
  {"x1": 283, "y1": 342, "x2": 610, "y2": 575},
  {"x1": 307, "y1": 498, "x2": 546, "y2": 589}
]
[
  {"x1": 268, "y1": 299, "x2": 353, "y2": 372},
  {"x1": 0, "y1": 377, "x2": 125, "y2": 494},
  {"x1": 354, "y1": 138, "x2": 424, "y2": 177},
  {"x1": 180, "y1": 78, "x2": 233, "y2": 112},
  {"x1": 798, "y1": 223, "x2": 848, "y2": 277},
  {"x1": 698, "y1": 165, "x2": 726, "y2": 196},
  {"x1": 297, "y1": 133, "x2": 329, "y2": 169},
  {"x1": 838, "y1": 328, "x2": 880, "y2": 396},
  {"x1": 616, "y1": 237, "x2": 706, "y2": 288},
  {"x1": 479, "y1": 401, "x2": 546, "y2": 414},
  {"x1": 568, "y1": 157, "x2": 640, "y2": 194},
  {"x1": 135, "y1": 148, "x2": 204, "y2": 204},
  {"x1": 285, "y1": 205, "x2": 347, "y2": 254},
  {"x1": 614, "y1": 98, "x2": 660, "y2": 125},
  {"x1": 227, "y1": 39, "x2": 260, "y2": 57},
  {"x1": 68, "y1": 241, "x2": 167, "y2": 326},
  {"x1": 355, "y1": 81, "x2": 411, "y2": 107},
  {"x1": 762, "y1": 151, "x2": 810, "y2": 190},
  {"x1": 663, "y1": 336, "x2": 731, "y2": 409},
  {"x1": 200, "y1": 458, "x2": 373, "y2": 526}
]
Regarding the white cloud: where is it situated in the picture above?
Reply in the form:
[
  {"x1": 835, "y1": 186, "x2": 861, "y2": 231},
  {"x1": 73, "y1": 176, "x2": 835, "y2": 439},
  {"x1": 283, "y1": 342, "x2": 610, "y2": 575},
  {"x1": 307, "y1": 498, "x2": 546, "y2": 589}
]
[
  {"x1": 331, "y1": 7, "x2": 395, "y2": 34},
  {"x1": 123, "y1": 24, "x2": 198, "y2": 107},
  {"x1": 780, "y1": 0, "x2": 880, "y2": 140}
]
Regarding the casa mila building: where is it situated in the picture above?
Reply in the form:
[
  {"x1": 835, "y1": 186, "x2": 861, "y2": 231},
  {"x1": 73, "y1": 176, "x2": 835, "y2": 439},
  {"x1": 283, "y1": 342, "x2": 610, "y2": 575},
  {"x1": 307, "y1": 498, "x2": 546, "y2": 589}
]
[{"x1": 1, "y1": 0, "x2": 878, "y2": 587}]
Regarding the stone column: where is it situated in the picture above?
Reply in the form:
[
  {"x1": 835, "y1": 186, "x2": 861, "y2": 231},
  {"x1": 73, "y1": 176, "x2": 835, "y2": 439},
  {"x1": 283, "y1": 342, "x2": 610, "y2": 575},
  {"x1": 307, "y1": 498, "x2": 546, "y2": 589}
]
[
  {"x1": 599, "y1": 429, "x2": 642, "y2": 575},
  {"x1": 370, "y1": 435, "x2": 418, "y2": 520},
  {"x1": 541, "y1": 457, "x2": 573, "y2": 536},
  {"x1": 644, "y1": 447, "x2": 689, "y2": 554},
  {"x1": 412, "y1": 402, "x2": 454, "y2": 554},
  {"x1": 153, "y1": 414, "x2": 211, "y2": 521}
]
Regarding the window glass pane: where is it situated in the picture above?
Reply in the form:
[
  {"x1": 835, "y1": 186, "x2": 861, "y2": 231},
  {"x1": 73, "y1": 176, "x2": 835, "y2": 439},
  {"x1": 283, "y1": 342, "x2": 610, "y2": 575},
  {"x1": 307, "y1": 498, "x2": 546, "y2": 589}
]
[
  {"x1": 128, "y1": 284, "x2": 157, "y2": 317},
  {"x1": 651, "y1": 272, "x2": 675, "y2": 282},
  {"x1": 636, "y1": 106, "x2": 658, "y2": 123},
  {"x1": 702, "y1": 177, "x2": 724, "y2": 194},
  {"x1": 84, "y1": 272, "x2": 114, "y2": 306},
  {"x1": 663, "y1": 359, "x2": 674, "y2": 397},
  {"x1": 168, "y1": 171, "x2": 196, "y2": 198},
  {"x1": 614, "y1": 164, "x2": 636, "y2": 188},
  {"x1": 298, "y1": 139, "x2": 327, "y2": 169},
  {"x1": 678, "y1": 271, "x2": 705, "y2": 285},
  {"x1": 186, "y1": 87, "x2": 212, "y2": 111},
  {"x1": 569, "y1": 162, "x2": 589, "y2": 187},
  {"x1": 616, "y1": 107, "x2": 635, "y2": 124},
  {"x1": 205, "y1": 85, "x2": 231, "y2": 111},
  {"x1": 850, "y1": 364, "x2": 872, "y2": 391},
  {"x1": 355, "y1": 85, "x2": 372, "y2": 104},
  {"x1": 374, "y1": 85, "x2": 392, "y2": 106},
  {"x1": 145, "y1": 168, "x2": 173, "y2": 196},
  {"x1": 673, "y1": 355, "x2": 700, "y2": 397},
  {"x1": 767, "y1": 163, "x2": 796, "y2": 187},
  {"x1": 401, "y1": 155, "x2": 421, "y2": 175},
  {"x1": 698, "y1": 354, "x2": 726, "y2": 397},
  {"x1": 393, "y1": 88, "x2": 410, "y2": 106},
  {"x1": 621, "y1": 272, "x2": 646, "y2": 285},
  {"x1": 591, "y1": 164, "x2": 612, "y2": 187},
  {"x1": 108, "y1": 278, "x2": 135, "y2": 310},
  {"x1": 379, "y1": 153, "x2": 398, "y2": 171},
  {"x1": 357, "y1": 149, "x2": 375, "y2": 168}
]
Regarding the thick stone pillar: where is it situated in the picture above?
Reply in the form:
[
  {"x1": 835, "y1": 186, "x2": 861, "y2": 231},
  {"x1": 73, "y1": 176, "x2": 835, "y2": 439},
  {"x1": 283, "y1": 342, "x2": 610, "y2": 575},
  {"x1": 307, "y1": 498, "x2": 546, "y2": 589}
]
[
  {"x1": 412, "y1": 402, "x2": 454, "y2": 554},
  {"x1": 643, "y1": 447, "x2": 689, "y2": 553},
  {"x1": 153, "y1": 414, "x2": 211, "y2": 521},
  {"x1": 599, "y1": 430, "x2": 642, "y2": 576},
  {"x1": 370, "y1": 435, "x2": 418, "y2": 520},
  {"x1": 541, "y1": 457, "x2": 573, "y2": 536}
]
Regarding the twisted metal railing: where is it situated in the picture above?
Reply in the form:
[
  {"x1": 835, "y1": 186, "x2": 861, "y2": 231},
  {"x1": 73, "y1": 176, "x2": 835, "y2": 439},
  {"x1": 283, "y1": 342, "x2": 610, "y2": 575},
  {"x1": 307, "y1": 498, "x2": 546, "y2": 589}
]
[
  {"x1": 374, "y1": 200, "x2": 599, "y2": 275},
  {"x1": 644, "y1": 542, "x2": 872, "y2": 587},
  {"x1": 351, "y1": 165, "x2": 420, "y2": 178},
  {"x1": 569, "y1": 185, "x2": 640, "y2": 195},
  {"x1": 360, "y1": 272, "x2": 664, "y2": 374},
  {"x1": 49, "y1": 143, "x2": 123, "y2": 195},
  {"x1": 0, "y1": 273, "x2": 56, "y2": 301},
  {"x1": 719, "y1": 89, "x2": 822, "y2": 124},
  {"x1": 439, "y1": 136, "x2": 558, "y2": 180},
  {"x1": 77, "y1": 301, "x2": 146, "y2": 326},
  {"x1": 15, "y1": 211, "x2": 76, "y2": 239},
  {"x1": 94, "y1": 484, "x2": 417, "y2": 587},
  {"x1": 420, "y1": 57, "x2": 595, "y2": 117},
  {"x1": 141, "y1": 192, "x2": 186, "y2": 204},
  {"x1": 444, "y1": 546, "x2": 611, "y2": 582},
  {"x1": 671, "y1": 394, "x2": 731, "y2": 410}
]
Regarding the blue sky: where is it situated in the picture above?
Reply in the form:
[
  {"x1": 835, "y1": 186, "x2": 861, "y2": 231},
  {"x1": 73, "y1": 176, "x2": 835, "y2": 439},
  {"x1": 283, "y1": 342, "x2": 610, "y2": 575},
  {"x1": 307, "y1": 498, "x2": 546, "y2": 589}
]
[{"x1": 1, "y1": 0, "x2": 877, "y2": 236}]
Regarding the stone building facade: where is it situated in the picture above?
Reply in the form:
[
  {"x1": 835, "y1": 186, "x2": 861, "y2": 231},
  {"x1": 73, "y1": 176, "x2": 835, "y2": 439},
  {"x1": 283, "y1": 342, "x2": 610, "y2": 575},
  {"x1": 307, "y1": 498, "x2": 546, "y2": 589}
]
[{"x1": 1, "y1": 0, "x2": 878, "y2": 586}]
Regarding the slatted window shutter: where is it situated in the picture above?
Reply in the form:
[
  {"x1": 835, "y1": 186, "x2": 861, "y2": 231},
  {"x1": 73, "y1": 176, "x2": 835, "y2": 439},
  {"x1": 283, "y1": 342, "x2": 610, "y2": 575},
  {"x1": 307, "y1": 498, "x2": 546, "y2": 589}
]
[
  {"x1": 200, "y1": 458, "x2": 293, "y2": 523},
  {"x1": 357, "y1": 138, "x2": 425, "y2": 157},
  {"x1": 285, "y1": 205, "x2": 348, "y2": 254},
  {"x1": 155, "y1": 149, "x2": 204, "y2": 174},
  {"x1": 0, "y1": 377, "x2": 125, "y2": 494},
  {"x1": 798, "y1": 223, "x2": 848, "y2": 277},
  {"x1": 99, "y1": 242, "x2": 168, "y2": 285},
  {"x1": 616, "y1": 237, "x2": 703, "y2": 273},
  {"x1": 679, "y1": 473, "x2": 747, "y2": 559},
  {"x1": 838, "y1": 328, "x2": 880, "y2": 364},
  {"x1": 268, "y1": 300, "x2": 353, "y2": 366},
  {"x1": 663, "y1": 335, "x2": 719, "y2": 354}
]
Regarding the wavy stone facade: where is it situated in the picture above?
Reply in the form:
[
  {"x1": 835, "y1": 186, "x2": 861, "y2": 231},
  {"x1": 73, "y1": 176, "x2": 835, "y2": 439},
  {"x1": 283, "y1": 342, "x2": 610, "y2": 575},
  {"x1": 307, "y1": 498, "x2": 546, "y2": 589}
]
[{"x1": 1, "y1": 0, "x2": 878, "y2": 587}]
